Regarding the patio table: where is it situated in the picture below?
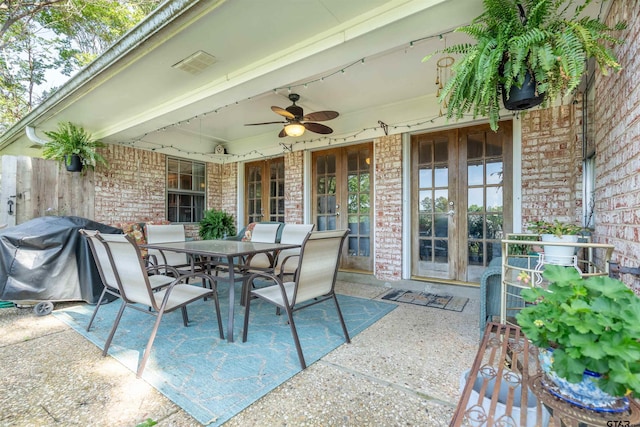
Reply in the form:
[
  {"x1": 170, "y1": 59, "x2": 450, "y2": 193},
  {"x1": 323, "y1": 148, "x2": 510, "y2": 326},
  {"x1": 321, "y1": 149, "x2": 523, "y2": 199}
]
[{"x1": 142, "y1": 239, "x2": 299, "y2": 342}]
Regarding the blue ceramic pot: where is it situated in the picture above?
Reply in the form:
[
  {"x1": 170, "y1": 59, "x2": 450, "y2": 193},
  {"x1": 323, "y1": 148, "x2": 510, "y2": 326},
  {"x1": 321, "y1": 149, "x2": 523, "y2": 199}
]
[{"x1": 538, "y1": 348, "x2": 629, "y2": 413}]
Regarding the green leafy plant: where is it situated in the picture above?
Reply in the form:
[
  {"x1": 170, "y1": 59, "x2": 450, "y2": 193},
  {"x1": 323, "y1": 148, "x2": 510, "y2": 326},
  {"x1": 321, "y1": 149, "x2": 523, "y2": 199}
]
[
  {"x1": 528, "y1": 219, "x2": 584, "y2": 237},
  {"x1": 423, "y1": 0, "x2": 626, "y2": 131},
  {"x1": 199, "y1": 209, "x2": 236, "y2": 240},
  {"x1": 42, "y1": 122, "x2": 108, "y2": 170},
  {"x1": 516, "y1": 265, "x2": 640, "y2": 397}
]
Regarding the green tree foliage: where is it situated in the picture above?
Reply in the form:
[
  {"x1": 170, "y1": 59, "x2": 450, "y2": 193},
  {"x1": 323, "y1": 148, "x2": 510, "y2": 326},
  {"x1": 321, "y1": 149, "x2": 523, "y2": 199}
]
[{"x1": 0, "y1": 0, "x2": 160, "y2": 133}]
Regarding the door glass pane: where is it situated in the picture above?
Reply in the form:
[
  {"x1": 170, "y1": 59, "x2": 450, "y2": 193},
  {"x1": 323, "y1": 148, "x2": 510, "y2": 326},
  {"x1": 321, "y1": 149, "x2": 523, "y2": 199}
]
[
  {"x1": 468, "y1": 241, "x2": 483, "y2": 265},
  {"x1": 468, "y1": 133, "x2": 483, "y2": 159},
  {"x1": 434, "y1": 166, "x2": 448, "y2": 187},
  {"x1": 468, "y1": 214, "x2": 484, "y2": 239},
  {"x1": 486, "y1": 161, "x2": 503, "y2": 185},
  {"x1": 487, "y1": 133, "x2": 503, "y2": 156},
  {"x1": 419, "y1": 214, "x2": 432, "y2": 236},
  {"x1": 487, "y1": 187, "x2": 503, "y2": 211},
  {"x1": 418, "y1": 139, "x2": 432, "y2": 164},
  {"x1": 468, "y1": 162, "x2": 483, "y2": 186},
  {"x1": 348, "y1": 174, "x2": 358, "y2": 192},
  {"x1": 434, "y1": 215, "x2": 448, "y2": 237},
  {"x1": 434, "y1": 190, "x2": 448, "y2": 212},
  {"x1": 434, "y1": 139, "x2": 448, "y2": 162},
  {"x1": 360, "y1": 172, "x2": 370, "y2": 192},
  {"x1": 468, "y1": 187, "x2": 484, "y2": 209},
  {"x1": 359, "y1": 194, "x2": 370, "y2": 213},
  {"x1": 486, "y1": 214, "x2": 503, "y2": 239},
  {"x1": 434, "y1": 239, "x2": 448, "y2": 262},
  {"x1": 419, "y1": 190, "x2": 432, "y2": 212},
  {"x1": 419, "y1": 167, "x2": 432, "y2": 187}
]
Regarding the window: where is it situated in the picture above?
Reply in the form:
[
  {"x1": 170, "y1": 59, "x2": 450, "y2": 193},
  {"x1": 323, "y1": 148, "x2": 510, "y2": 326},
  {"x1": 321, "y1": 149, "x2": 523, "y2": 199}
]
[
  {"x1": 167, "y1": 158, "x2": 206, "y2": 223},
  {"x1": 582, "y1": 63, "x2": 596, "y2": 228}
]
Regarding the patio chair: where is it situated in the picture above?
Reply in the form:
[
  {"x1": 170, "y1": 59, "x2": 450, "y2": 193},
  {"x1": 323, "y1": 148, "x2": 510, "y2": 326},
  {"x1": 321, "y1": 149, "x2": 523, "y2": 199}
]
[
  {"x1": 272, "y1": 223, "x2": 315, "y2": 279},
  {"x1": 93, "y1": 231, "x2": 224, "y2": 377},
  {"x1": 245, "y1": 223, "x2": 315, "y2": 277},
  {"x1": 241, "y1": 222, "x2": 288, "y2": 269},
  {"x1": 80, "y1": 229, "x2": 175, "y2": 332},
  {"x1": 145, "y1": 224, "x2": 199, "y2": 273},
  {"x1": 242, "y1": 229, "x2": 350, "y2": 369}
]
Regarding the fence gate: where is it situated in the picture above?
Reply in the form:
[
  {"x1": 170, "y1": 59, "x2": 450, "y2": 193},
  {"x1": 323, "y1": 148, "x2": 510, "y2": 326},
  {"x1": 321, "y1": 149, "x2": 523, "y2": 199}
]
[{"x1": 0, "y1": 155, "x2": 95, "y2": 226}]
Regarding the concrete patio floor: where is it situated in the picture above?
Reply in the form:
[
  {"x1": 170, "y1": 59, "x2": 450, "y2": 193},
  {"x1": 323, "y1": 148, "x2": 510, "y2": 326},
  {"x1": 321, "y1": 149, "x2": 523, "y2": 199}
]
[{"x1": 0, "y1": 276, "x2": 480, "y2": 426}]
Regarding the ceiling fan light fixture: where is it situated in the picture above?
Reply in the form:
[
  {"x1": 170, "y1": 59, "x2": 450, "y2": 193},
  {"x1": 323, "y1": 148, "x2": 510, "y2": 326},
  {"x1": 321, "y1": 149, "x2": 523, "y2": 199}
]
[{"x1": 284, "y1": 122, "x2": 305, "y2": 137}]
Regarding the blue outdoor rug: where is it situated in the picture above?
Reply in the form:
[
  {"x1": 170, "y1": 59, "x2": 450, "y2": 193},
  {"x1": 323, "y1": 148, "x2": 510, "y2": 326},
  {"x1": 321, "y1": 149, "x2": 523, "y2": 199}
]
[{"x1": 53, "y1": 287, "x2": 395, "y2": 426}]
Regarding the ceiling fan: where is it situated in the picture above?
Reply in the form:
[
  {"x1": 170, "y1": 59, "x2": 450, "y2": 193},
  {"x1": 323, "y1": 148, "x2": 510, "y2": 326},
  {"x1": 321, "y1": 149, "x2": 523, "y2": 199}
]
[{"x1": 245, "y1": 93, "x2": 339, "y2": 137}]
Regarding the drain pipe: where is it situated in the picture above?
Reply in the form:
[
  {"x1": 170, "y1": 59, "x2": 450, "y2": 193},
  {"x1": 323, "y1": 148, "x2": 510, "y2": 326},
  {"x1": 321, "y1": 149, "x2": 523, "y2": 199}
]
[{"x1": 26, "y1": 126, "x2": 49, "y2": 146}]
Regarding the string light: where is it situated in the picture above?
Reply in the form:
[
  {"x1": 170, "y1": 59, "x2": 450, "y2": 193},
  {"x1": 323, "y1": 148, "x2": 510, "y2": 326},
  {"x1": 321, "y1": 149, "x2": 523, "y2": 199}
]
[
  {"x1": 129, "y1": 28, "x2": 459, "y2": 149},
  {"x1": 125, "y1": 112, "x2": 477, "y2": 163}
]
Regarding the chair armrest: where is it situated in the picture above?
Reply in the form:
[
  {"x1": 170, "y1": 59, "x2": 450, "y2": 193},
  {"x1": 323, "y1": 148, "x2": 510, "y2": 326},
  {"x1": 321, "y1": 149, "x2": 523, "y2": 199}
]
[
  {"x1": 146, "y1": 264, "x2": 180, "y2": 278},
  {"x1": 278, "y1": 254, "x2": 300, "y2": 277}
]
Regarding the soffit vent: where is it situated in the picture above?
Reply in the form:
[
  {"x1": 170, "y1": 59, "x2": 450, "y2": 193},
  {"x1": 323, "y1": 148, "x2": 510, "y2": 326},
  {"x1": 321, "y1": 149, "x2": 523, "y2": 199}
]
[{"x1": 172, "y1": 50, "x2": 217, "y2": 75}]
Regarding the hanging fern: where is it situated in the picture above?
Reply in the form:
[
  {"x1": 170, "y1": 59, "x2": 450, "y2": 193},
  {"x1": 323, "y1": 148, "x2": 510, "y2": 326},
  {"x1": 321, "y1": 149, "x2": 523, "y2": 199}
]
[{"x1": 423, "y1": 0, "x2": 626, "y2": 131}]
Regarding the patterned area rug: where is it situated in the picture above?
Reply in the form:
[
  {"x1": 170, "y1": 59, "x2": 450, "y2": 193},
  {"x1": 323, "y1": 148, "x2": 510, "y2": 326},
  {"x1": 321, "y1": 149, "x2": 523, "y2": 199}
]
[
  {"x1": 54, "y1": 287, "x2": 395, "y2": 426},
  {"x1": 381, "y1": 289, "x2": 468, "y2": 312}
]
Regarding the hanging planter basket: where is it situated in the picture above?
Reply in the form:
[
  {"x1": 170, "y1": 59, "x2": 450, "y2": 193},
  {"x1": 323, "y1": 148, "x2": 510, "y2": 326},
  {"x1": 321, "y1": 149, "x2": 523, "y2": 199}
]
[
  {"x1": 502, "y1": 71, "x2": 545, "y2": 111},
  {"x1": 64, "y1": 154, "x2": 83, "y2": 172}
]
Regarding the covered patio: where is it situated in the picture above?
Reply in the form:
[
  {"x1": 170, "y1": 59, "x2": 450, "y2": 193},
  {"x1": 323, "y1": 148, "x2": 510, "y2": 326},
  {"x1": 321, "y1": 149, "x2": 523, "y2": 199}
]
[{"x1": 0, "y1": 0, "x2": 639, "y2": 424}]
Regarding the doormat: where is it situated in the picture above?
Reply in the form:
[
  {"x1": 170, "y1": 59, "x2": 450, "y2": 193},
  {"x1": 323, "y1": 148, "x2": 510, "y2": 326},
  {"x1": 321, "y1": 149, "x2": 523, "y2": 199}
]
[{"x1": 381, "y1": 289, "x2": 468, "y2": 312}]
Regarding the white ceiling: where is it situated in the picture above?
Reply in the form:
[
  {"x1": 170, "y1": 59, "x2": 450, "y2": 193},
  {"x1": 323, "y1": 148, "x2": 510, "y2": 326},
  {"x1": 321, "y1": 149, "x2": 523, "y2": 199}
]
[{"x1": 5, "y1": 0, "x2": 600, "y2": 162}]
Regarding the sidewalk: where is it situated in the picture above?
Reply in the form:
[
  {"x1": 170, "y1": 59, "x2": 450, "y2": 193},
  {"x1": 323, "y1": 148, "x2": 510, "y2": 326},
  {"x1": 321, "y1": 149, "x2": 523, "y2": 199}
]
[{"x1": 0, "y1": 279, "x2": 479, "y2": 426}]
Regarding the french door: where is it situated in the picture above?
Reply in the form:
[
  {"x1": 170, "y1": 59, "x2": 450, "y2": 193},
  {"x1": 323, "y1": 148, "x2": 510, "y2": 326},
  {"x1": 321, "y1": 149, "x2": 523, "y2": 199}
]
[
  {"x1": 411, "y1": 122, "x2": 512, "y2": 283},
  {"x1": 312, "y1": 143, "x2": 372, "y2": 271},
  {"x1": 245, "y1": 158, "x2": 285, "y2": 223}
]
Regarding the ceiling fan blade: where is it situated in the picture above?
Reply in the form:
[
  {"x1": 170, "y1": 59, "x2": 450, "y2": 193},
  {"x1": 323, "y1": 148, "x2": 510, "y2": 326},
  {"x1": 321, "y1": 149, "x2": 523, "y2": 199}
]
[
  {"x1": 304, "y1": 122, "x2": 333, "y2": 134},
  {"x1": 278, "y1": 128, "x2": 287, "y2": 138},
  {"x1": 302, "y1": 110, "x2": 339, "y2": 121},
  {"x1": 271, "y1": 106, "x2": 295, "y2": 119},
  {"x1": 244, "y1": 121, "x2": 286, "y2": 126}
]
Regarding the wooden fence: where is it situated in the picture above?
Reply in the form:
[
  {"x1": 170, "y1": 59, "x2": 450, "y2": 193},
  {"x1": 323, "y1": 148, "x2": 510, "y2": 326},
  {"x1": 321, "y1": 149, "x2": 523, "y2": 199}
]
[{"x1": 0, "y1": 155, "x2": 95, "y2": 227}]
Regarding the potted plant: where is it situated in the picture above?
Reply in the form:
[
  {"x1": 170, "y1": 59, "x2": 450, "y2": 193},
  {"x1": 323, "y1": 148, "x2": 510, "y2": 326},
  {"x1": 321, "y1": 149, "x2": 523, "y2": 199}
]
[
  {"x1": 423, "y1": 0, "x2": 626, "y2": 131},
  {"x1": 516, "y1": 265, "x2": 640, "y2": 410},
  {"x1": 199, "y1": 209, "x2": 236, "y2": 240},
  {"x1": 42, "y1": 122, "x2": 108, "y2": 172},
  {"x1": 528, "y1": 219, "x2": 584, "y2": 265}
]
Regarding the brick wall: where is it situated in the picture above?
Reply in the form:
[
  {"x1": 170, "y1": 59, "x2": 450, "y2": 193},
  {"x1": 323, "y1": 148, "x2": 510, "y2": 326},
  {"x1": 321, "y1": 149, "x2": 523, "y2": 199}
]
[
  {"x1": 207, "y1": 163, "x2": 223, "y2": 211},
  {"x1": 221, "y1": 162, "x2": 237, "y2": 225},
  {"x1": 373, "y1": 134, "x2": 403, "y2": 280},
  {"x1": 284, "y1": 151, "x2": 304, "y2": 223},
  {"x1": 595, "y1": 0, "x2": 640, "y2": 293},
  {"x1": 520, "y1": 103, "x2": 582, "y2": 227},
  {"x1": 94, "y1": 144, "x2": 166, "y2": 225},
  {"x1": 520, "y1": 0, "x2": 640, "y2": 293}
]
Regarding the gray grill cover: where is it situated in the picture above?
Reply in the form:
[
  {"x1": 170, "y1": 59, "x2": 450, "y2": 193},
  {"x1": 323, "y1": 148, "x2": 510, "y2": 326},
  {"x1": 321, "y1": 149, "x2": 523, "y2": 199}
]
[{"x1": 0, "y1": 216, "x2": 122, "y2": 303}]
